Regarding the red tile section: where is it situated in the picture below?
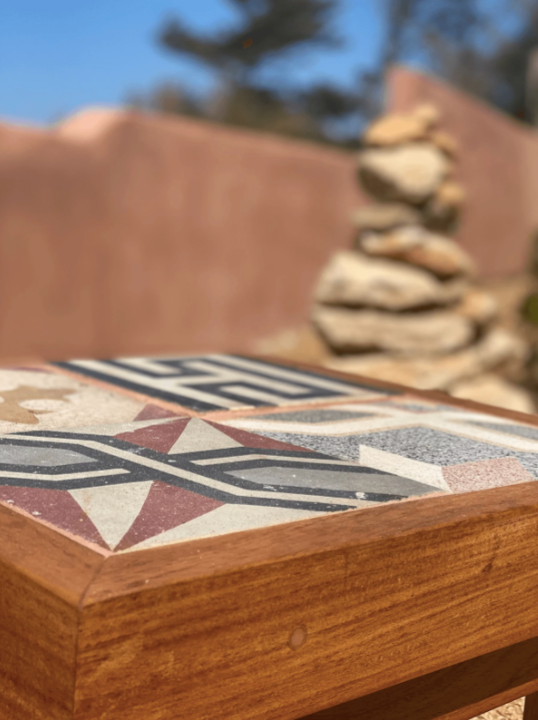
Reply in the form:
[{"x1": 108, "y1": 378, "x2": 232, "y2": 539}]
[
  {"x1": 0, "y1": 486, "x2": 107, "y2": 548},
  {"x1": 134, "y1": 404, "x2": 183, "y2": 422},
  {"x1": 116, "y1": 418, "x2": 189, "y2": 453},
  {"x1": 115, "y1": 480, "x2": 223, "y2": 550}
]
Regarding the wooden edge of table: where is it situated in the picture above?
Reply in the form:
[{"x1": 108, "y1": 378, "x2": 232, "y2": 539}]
[
  {"x1": 85, "y1": 481, "x2": 538, "y2": 601},
  {"x1": 71, "y1": 481, "x2": 538, "y2": 719},
  {"x1": 0, "y1": 502, "x2": 105, "y2": 606},
  {"x1": 253, "y1": 353, "x2": 538, "y2": 427},
  {"x1": 299, "y1": 635, "x2": 538, "y2": 720},
  {"x1": 0, "y1": 504, "x2": 106, "y2": 720}
]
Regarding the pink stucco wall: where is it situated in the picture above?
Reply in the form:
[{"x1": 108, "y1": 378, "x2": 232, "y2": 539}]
[
  {"x1": 0, "y1": 67, "x2": 537, "y2": 363},
  {"x1": 0, "y1": 110, "x2": 364, "y2": 362}
]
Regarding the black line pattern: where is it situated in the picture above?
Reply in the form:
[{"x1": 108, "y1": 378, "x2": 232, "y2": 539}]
[
  {"x1": 54, "y1": 355, "x2": 396, "y2": 411},
  {"x1": 0, "y1": 429, "x2": 436, "y2": 511}
]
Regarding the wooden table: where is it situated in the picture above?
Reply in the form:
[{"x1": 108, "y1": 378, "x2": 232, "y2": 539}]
[{"x1": 1, "y1": 353, "x2": 538, "y2": 720}]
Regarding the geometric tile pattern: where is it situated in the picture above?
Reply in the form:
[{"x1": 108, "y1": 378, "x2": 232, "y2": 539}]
[
  {"x1": 0, "y1": 355, "x2": 536, "y2": 554},
  {"x1": 54, "y1": 354, "x2": 394, "y2": 411},
  {"x1": 0, "y1": 367, "x2": 147, "y2": 432},
  {"x1": 221, "y1": 395, "x2": 538, "y2": 495},
  {"x1": 0, "y1": 416, "x2": 440, "y2": 552}
]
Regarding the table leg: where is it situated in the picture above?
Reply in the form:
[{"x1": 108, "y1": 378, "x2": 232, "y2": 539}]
[{"x1": 525, "y1": 693, "x2": 538, "y2": 720}]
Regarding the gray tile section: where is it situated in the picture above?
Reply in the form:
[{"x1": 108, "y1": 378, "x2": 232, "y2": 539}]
[
  {"x1": 255, "y1": 425, "x2": 538, "y2": 478},
  {"x1": 251, "y1": 409, "x2": 376, "y2": 423},
  {"x1": 348, "y1": 426, "x2": 538, "y2": 478},
  {"x1": 253, "y1": 431, "x2": 364, "y2": 463},
  {"x1": 227, "y1": 466, "x2": 440, "y2": 496},
  {"x1": 0, "y1": 445, "x2": 96, "y2": 467}
]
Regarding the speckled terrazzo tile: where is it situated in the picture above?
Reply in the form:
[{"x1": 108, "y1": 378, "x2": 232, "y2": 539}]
[
  {"x1": 52, "y1": 354, "x2": 396, "y2": 413},
  {"x1": 218, "y1": 397, "x2": 538, "y2": 495},
  {"x1": 3, "y1": 354, "x2": 538, "y2": 555},
  {"x1": 0, "y1": 365, "x2": 165, "y2": 433},
  {"x1": 442, "y1": 457, "x2": 534, "y2": 493}
]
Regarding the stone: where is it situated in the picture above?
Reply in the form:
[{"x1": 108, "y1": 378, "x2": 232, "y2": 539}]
[
  {"x1": 428, "y1": 130, "x2": 459, "y2": 157},
  {"x1": 358, "y1": 143, "x2": 449, "y2": 204},
  {"x1": 253, "y1": 325, "x2": 332, "y2": 364},
  {"x1": 454, "y1": 288, "x2": 498, "y2": 326},
  {"x1": 351, "y1": 203, "x2": 421, "y2": 233},
  {"x1": 363, "y1": 112, "x2": 430, "y2": 147},
  {"x1": 312, "y1": 305, "x2": 475, "y2": 355},
  {"x1": 423, "y1": 181, "x2": 466, "y2": 232},
  {"x1": 413, "y1": 103, "x2": 441, "y2": 127},
  {"x1": 314, "y1": 251, "x2": 469, "y2": 310},
  {"x1": 323, "y1": 327, "x2": 529, "y2": 390},
  {"x1": 448, "y1": 374, "x2": 536, "y2": 414},
  {"x1": 357, "y1": 225, "x2": 475, "y2": 278}
]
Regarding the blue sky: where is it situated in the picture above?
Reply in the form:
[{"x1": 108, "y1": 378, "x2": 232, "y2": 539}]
[{"x1": 1, "y1": 0, "x2": 385, "y2": 126}]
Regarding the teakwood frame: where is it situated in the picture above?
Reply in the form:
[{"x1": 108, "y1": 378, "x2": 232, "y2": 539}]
[{"x1": 2, "y1": 359, "x2": 538, "y2": 720}]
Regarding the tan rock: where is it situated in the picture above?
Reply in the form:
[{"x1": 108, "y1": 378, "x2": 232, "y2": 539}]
[
  {"x1": 448, "y1": 374, "x2": 536, "y2": 414},
  {"x1": 312, "y1": 305, "x2": 474, "y2": 355},
  {"x1": 357, "y1": 225, "x2": 475, "y2": 278},
  {"x1": 315, "y1": 251, "x2": 468, "y2": 310},
  {"x1": 423, "y1": 181, "x2": 466, "y2": 233},
  {"x1": 253, "y1": 324, "x2": 331, "y2": 364},
  {"x1": 363, "y1": 112, "x2": 429, "y2": 146},
  {"x1": 323, "y1": 327, "x2": 529, "y2": 390},
  {"x1": 454, "y1": 288, "x2": 498, "y2": 325},
  {"x1": 358, "y1": 143, "x2": 449, "y2": 203},
  {"x1": 428, "y1": 130, "x2": 459, "y2": 157},
  {"x1": 437, "y1": 181, "x2": 465, "y2": 207},
  {"x1": 351, "y1": 203, "x2": 420, "y2": 233},
  {"x1": 413, "y1": 103, "x2": 441, "y2": 127}
]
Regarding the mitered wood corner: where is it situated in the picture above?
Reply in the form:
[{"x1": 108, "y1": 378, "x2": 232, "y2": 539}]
[
  {"x1": 73, "y1": 482, "x2": 538, "y2": 719},
  {"x1": 3, "y1": 458, "x2": 538, "y2": 718}
]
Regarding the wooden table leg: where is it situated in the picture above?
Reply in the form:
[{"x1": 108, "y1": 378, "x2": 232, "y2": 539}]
[{"x1": 524, "y1": 693, "x2": 538, "y2": 720}]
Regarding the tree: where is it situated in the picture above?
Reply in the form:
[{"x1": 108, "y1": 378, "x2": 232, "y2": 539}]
[
  {"x1": 130, "y1": 0, "x2": 363, "y2": 147},
  {"x1": 130, "y1": 0, "x2": 538, "y2": 147},
  {"x1": 365, "y1": 0, "x2": 538, "y2": 125}
]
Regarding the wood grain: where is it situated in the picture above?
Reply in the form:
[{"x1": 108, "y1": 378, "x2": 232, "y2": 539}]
[
  {"x1": 298, "y1": 635, "x2": 538, "y2": 720},
  {"x1": 524, "y1": 692, "x2": 538, "y2": 720},
  {"x1": 257, "y1": 354, "x2": 538, "y2": 427},
  {"x1": 75, "y1": 482, "x2": 538, "y2": 720},
  {"x1": 0, "y1": 504, "x2": 105, "y2": 720}
]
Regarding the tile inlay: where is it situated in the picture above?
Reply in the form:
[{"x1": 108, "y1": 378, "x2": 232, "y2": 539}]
[
  {"x1": 0, "y1": 355, "x2": 536, "y2": 552},
  {"x1": 0, "y1": 417, "x2": 435, "y2": 551},
  {"x1": 54, "y1": 354, "x2": 394, "y2": 412}
]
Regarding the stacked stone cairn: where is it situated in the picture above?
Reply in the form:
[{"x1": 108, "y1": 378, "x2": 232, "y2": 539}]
[{"x1": 311, "y1": 103, "x2": 535, "y2": 413}]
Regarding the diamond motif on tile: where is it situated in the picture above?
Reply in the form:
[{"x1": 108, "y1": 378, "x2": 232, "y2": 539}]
[
  {"x1": 69, "y1": 481, "x2": 154, "y2": 550},
  {"x1": 115, "y1": 481, "x2": 224, "y2": 551}
]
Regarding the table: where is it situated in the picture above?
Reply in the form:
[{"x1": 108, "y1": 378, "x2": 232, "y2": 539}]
[{"x1": 1, "y1": 353, "x2": 538, "y2": 720}]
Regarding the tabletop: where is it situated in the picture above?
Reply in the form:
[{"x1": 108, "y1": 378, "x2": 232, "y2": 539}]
[
  {"x1": 3, "y1": 353, "x2": 538, "y2": 720},
  {"x1": 0, "y1": 353, "x2": 537, "y2": 554}
]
